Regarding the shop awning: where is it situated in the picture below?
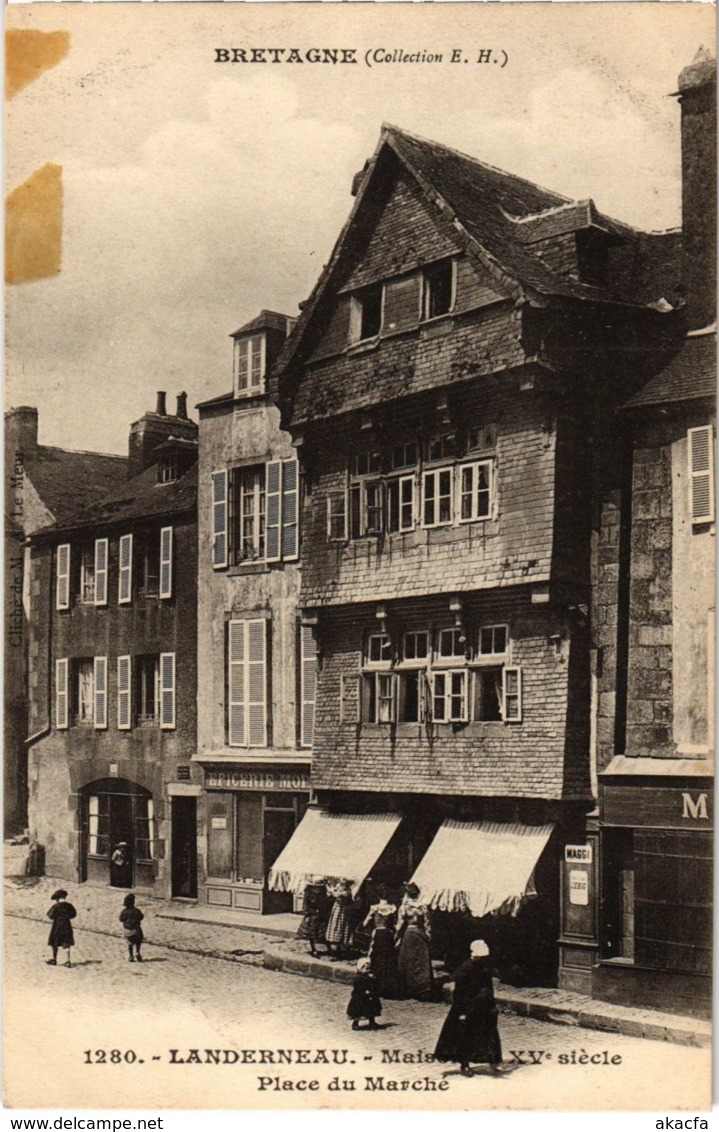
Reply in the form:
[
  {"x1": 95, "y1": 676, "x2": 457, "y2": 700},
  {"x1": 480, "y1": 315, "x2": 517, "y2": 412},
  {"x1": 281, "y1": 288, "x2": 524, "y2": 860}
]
[
  {"x1": 410, "y1": 819, "x2": 554, "y2": 918},
  {"x1": 268, "y1": 809, "x2": 402, "y2": 898}
]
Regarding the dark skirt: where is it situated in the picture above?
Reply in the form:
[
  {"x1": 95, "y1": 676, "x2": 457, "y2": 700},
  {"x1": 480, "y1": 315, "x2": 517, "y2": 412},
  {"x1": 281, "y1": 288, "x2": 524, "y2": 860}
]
[
  {"x1": 434, "y1": 1003, "x2": 502, "y2": 1067},
  {"x1": 397, "y1": 924, "x2": 433, "y2": 997},
  {"x1": 325, "y1": 900, "x2": 353, "y2": 947},
  {"x1": 123, "y1": 926, "x2": 144, "y2": 944},
  {"x1": 369, "y1": 928, "x2": 401, "y2": 998},
  {"x1": 48, "y1": 910, "x2": 75, "y2": 950},
  {"x1": 347, "y1": 979, "x2": 382, "y2": 1021}
]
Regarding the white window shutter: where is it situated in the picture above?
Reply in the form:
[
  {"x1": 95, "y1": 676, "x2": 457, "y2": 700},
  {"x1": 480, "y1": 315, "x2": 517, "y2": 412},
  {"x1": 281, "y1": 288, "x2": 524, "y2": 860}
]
[
  {"x1": 56, "y1": 544, "x2": 70, "y2": 610},
  {"x1": 94, "y1": 538, "x2": 108, "y2": 606},
  {"x1": 503, "y1": 665, "x2": 523, "y2": 722},
  {"x1": 228, "y1": 620, "x2": 246, "y2": 746},
  {"x1": 118, "y1": 533, "x2": 133, "y2": 603},
  {"x1": 688, "y1": 426, "x2": 715, "y2": 524},
  {"x1": 265, "y1": 461, "x2": 282, "y2": 562},
  {"x1": 94, "y1": 656, "x2": 108, "y2": 729},
  {"x1": 247, "y1": 618, "x2": 267, "y2": 746},
  {"x1": 160, "y1": 652, "x2": 176, "y2": 729},
  {"x1": 281, "y1": 459, "x2": 299, "y2": 561},
  {"x1": 212, "y1": 470, "x2": 228, "y2": 568},
  {"x1": 56, "y1": 658, "x2": 69, "y2": 729},
  {"x1": 117, "y1": 655, "x2": 131, "y2": 730},
  {"x1": 300, "y1": 624, "x2": 317, "y2": 748},
  {"x1": 159, "y1": 526, "x2": 173, "y2": 598}
]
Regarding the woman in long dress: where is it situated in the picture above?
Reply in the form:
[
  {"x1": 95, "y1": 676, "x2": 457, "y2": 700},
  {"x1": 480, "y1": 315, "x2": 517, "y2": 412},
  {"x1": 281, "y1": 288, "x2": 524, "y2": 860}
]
[
  {"x1": 434, "y1": 939, "x2": 503, "y2": 1076},
  {"x1": 362, "y1": 886, "x2": 401, "y2": 998},
  {"x1": 297, "y1": 878, "x2": 330, "y2": 957},
  {"x1": 395, "y1": 882, "x2": 433, "y2": 999},
  {"x1": 325, "y1": 879, "x2": 354, "y2": 959}
]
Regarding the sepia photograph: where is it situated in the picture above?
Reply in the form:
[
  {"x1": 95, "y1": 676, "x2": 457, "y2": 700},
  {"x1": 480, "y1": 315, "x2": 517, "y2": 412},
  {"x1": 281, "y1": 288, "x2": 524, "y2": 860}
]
[{"x1": 4, "y1": 1, "x2": 715, "y2": 1115}]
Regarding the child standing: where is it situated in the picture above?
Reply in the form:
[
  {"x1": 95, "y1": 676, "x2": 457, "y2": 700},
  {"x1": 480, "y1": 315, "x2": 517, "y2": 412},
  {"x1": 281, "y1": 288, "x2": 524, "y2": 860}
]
[
  {"x1": 119, "y1": 893, "x2": 144, "y2": 962},
  {"x1": 46, "y1": 889, "x2": 76, "y2": 966},
  {"x1": 347, "y1": 957, "x2": 382, "y2": 1031}
]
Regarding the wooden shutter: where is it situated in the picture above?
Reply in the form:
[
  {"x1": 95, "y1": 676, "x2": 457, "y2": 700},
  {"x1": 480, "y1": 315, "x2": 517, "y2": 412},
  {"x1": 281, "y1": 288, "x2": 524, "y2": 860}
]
[
  {"x1": 160, "y1": 652, "x2": 176, "y2": 729},
  {"x1": 228, "y1": 619, "x2": 246, "y2": 746},
  {"x1": 94, "y1": 538, "x2": 108, "y2": 606},
  {"x1": 117, "y1": 655, "x2": 131, "y2": 730},
  {"x1": 159, "y1": 526, "x2": 173, "y2": 598},
  {"x1": 265, "y1": 461, "x2": 282, "y2": 562},
  {"x1": 300, "y1": 624, "x2": 317, "y2": 748},
  {"x1": 503, "y1": 665, "x2": 523, "y2": 722},
  {"x1": 281, "y1": 459, "x2": 299, "y2": 561},
  {"x1": 93, "y1": 656, "x2": 108, "y2": 729},
  {"x1": 247, "y1": 618, "x2": 267, "y2": 746},
  {"x1": 56, "y1": 658, "x2": 69, "y2": 729},
  {"x1": 689, "y1": 426, "x2": 714, "y2": 524},
  {"x1": 118, "y1": 533, "x2": 133, "y2": 603},
  {"x1": 56, "y1": 544, "x2": 70, "y2": 610},
  {"x1": 212, "y1": 470, "x2": 228, "y2": 568}
]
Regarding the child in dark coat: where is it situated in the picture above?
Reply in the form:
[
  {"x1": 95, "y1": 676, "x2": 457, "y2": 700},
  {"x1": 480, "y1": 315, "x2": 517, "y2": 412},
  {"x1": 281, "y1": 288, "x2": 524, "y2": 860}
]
[
  {"x1": 47, "y1": 889, "x2": 76, "y2": 966},
  {"x1": 119, "y1": 893, "x2": 144, "y2": 962},
  {"x1": 347, "y1": 957, "x2": 382, "y2": 1030}
]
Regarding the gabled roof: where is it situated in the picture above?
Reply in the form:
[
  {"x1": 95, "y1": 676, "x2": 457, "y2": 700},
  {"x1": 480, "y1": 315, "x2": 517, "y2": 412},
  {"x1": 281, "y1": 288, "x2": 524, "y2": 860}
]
[
  {"x1": 32, "y1": 462, "x2": 197, "y2": 540},
  {"x1": 231, "y1": 310, "x2": 293, "y2": 338},
  {"x1": 623, "y1": 327, "x2": 716, "y2": 409},
  {"x1": 274, "y1": 125, "x2": 677, "y2": 384},
  {"x1": 26, "y1": 446, "x2": 128, "y2": 526}
]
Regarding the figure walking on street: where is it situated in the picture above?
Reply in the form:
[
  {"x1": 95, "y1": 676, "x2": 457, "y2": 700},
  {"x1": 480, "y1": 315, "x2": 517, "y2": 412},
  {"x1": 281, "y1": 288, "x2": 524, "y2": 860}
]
[
  {"x1": 119, "y1": 893, "x2": 144, "y2": 962},
  {"x1": 434, "y1": 939, "x2": 503, "y2": 1077},
  {"x1": 395, "y1": 882, "x2": 433, "y2": 999},
  {"x1": 347, "y1": 958, "x2": 382, "y2": 1030},
  {"x1": 297, "y1": 877, "x2": 330, "y2": 957},
  {"x1": 46, "y1": 889, "x2": 76, "y2": 967},
  {"x1": 325, "y1": 878, "x2": 354, "y2": 960},
  {"x1": 362, "y1": 885, "x2": 401, "y2": 998}
]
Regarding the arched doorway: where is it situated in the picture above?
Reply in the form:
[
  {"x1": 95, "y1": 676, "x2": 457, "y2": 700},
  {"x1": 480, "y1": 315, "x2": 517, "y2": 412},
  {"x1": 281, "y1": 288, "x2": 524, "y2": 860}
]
[{"x1": 80, "y1": 780, "x2": 155, "y2": 889}]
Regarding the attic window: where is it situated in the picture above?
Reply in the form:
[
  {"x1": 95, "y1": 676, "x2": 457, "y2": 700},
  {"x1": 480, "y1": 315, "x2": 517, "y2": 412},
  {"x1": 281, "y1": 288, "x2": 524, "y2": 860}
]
[
  {"x1": 422, "y1": 260, "x2": 454, "y2": 320},
  {"x1": 351, "y1": 284, "x2": 383, "y2": 342},
  {"x1": 159, "y1": 454, "x2": 177, "y2": 484},
  {"x1": 576, "y1": 230, "x2": 609, "y2": 288},
  {"x1": 235, "y1": 334, "x2": 266, "y2": 396}
]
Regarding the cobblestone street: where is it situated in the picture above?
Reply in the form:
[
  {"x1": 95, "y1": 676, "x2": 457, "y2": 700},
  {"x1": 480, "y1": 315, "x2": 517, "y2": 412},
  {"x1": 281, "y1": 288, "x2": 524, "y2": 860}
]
[{"x1": 5, "y1": 915, "x2": 710, "y2": 1112}]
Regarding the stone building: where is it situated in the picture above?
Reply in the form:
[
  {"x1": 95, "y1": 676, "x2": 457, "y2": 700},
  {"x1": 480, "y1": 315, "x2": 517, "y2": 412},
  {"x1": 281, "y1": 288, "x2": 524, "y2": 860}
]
[
  {"x1": 26, "y1": 394, "x2": 200, "y2": 898},
  {"x1": 4, "y1": 406, "x2": 127, "y2": 837},
  {"x1": 268, "y1": 124, "x2": 682, "y2": 984},
  {"x1": 196, "y1": 311, "x2": 313, "y2": 913},
  {"x1": 591, "y1": 49, "x2": 715, "y2": 1017}
]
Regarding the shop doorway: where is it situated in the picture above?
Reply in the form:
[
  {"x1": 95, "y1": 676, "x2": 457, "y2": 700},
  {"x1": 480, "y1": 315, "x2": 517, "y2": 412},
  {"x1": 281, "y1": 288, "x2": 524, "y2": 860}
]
[
  {"x1": 171, "y1": 796, "x2": 198, "y2": 899},
  {"x1": 81, "y1": 780, "x2": 155, "y2": 889},
  {"x1": 263, "y1": 805, "x2": 297, "y2": 914}
]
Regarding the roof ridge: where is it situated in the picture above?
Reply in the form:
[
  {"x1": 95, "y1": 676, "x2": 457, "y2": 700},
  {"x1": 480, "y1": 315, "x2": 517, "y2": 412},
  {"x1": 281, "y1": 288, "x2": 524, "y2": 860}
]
[{"x1": 36, "y1": 443, "x2": 127, "y2": 461}]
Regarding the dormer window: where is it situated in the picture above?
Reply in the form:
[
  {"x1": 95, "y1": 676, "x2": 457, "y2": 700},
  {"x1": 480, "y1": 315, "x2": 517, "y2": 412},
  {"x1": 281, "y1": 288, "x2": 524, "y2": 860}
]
[
  {"x1": 422, "y1": 260, "x2": 454, "y2": 320},
  {"x1": 576, "y1": 230, "x2": 609, "y2": 288},
  {"x1": 351, "y1": 283, "x2": 383, "y2": 343},
  {"x1": 159, "y1": 454, "x2": 177, "y2": 484},
  {"x1": 235, "y1": 333, "x2": 266, "y2": 396}
]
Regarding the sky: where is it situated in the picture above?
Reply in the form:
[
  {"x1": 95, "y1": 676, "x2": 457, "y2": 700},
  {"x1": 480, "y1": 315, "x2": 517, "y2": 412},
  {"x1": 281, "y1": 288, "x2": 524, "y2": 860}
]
[{"x1": 5, "y1": 2, "x2": 715, "y2": 455}]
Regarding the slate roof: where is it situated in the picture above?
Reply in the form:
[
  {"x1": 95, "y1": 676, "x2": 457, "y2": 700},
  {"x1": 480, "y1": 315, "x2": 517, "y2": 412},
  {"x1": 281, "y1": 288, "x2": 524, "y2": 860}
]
[
  {"x1": 32, "y1": 462, "x2": 197, "y2": 540},
  {"x1": 231, "y1": 310, "x2": 293, "y2": 337},
  {"x1": 623, "y1": 330, "x2": 716, "y2": 409},
  {"x1": 26, "y1": 446, "x2": 128, "y2": 526}
]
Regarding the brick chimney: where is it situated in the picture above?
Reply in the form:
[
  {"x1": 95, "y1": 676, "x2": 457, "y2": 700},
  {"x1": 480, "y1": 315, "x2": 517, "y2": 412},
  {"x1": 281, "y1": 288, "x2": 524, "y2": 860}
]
[
  {"x1": 5, "y1": 406, "x2": 38, "y2": 459},
  {"x1": 676, "y1": 47, "x2": 717, "y2": 329},
  {"x1": 128, "y1": 392, "x2": 198, "y2": 479}
]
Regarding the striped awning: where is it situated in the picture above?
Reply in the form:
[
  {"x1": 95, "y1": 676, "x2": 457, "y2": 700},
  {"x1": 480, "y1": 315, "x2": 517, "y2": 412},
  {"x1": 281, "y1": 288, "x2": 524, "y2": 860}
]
[
  {"x1": 410, "y1": 819, "x2": 554, "y2": 918},
  {"x1": 268, "y1": 809, "x2": 402, "y2": 898}
]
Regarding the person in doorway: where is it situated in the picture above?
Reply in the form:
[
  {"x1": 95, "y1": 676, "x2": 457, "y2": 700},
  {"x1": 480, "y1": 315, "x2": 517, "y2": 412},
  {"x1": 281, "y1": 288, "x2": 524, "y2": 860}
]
[
  {"x1": 119, "y1": 893, "x2": 144, "y2": 962},
  {"x1": 347, "y1": 958, "x2": 382, "y2": 1030},
  {"x1": 46, "y1": 889, "x2": 76, "y2": 967},
  {"x1": 110, "y1": 842, "x2": 132, "y2": 888},
  {"x1": 395, "y1": 882, "x2": 433, "y2": 999},
  {"x1": 433, "y1": 939, "x2": 503, "y2": 1077},
  {"x1": 297, "y1": 877, "x2": 330, "y2": 958},
  {"x1": 325, "y1": 878, "x2": 354, "y2": 960},
  {"x1": 362, "y1": 884, "x2": 401, "y2": 998}
]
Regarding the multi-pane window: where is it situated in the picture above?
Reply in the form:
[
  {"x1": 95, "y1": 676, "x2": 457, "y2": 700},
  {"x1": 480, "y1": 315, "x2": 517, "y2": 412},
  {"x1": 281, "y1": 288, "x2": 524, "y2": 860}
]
[
  {"x1": 426, "y1": 433, "x2": 457, "y2": 463},
  {"x1": 432, "y1": 669, "x2": 468, "y2": 722},
  {"x1": 438, "y1": 627, "x2": 465, "y2": 660},
  {"x1": 391, "y1": 442, "x2": 418, "y2": 470},
  {"x1": 422, "y1": 260, "x2": 454, "y2": 320},
  {"x1": 474, "y1": 623, "x2": 509, "y2": 721},
  {"x1": 87, "y1": 795, "x2": 110, "y2": 857},
  {"x1": 460, "y1": 461, "x2": 492, "y2": 522},
  {"x1": 423, "y1": 468, "x2": 453, "y2": 527},
  {"x1": 367, "y1": 633, "x2": 392, "y2": 664},
  {"x1": 159, "y1": 454, "x2": 178, "y2": 483},
  {"x1": 387, "y1": 475, "x2": 415, "y2": 533},
  {"x1": 78, "y1": 548, "x2": 96, "y2": 604},
  {"x1": 73, "y1": 659, "x2": 94, "y2": 724},
  {"x1": 235, "y1": 466, "x2": 266, "y2": 561},
  {"x1": 136, "y1": 655, "x2": 160, "y2": 723},
  {"x1": 235, "y1": 334, "x2": 265, "y2": 395},
  {"x1": 138, "y1": 536, "x2": 160, "y2": 596},
  {"x1": 213, "y1": 461, "x2": 299, "y2": 566},
  {"x1": 404, "y1": 631, "x2": 429, "y2": 662}
]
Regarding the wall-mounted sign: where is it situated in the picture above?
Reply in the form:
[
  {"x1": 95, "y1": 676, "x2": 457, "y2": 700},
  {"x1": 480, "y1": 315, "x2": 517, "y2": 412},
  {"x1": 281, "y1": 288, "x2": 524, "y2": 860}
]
[
  {"x1": 569, "y1": 870, "x2": 589, "y2": 906},
  {"x1": 601, "y1": 784, "x2": 713, "y2": 829},
  {"x1": 565, "y1": 844, "x2": 592, "y2": 863},
  {"x1": 211, "y1": 816, "x2": 227, "y2": 830},
  {"x1": 206, "y1": 769, "x2": 311, "y2": 792}
]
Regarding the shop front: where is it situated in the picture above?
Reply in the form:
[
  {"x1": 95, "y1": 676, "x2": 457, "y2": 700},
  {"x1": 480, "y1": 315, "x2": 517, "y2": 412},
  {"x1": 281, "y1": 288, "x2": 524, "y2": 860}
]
[
  {"x1": 80, "y1": 778, "x2": 156, "y2": 889},
  {"x1": 203, "y1": 765, "x2": 311, "y2": 913},
  {"x1": 594, "y1": 758, "x2": 713, "y2": 1018}
]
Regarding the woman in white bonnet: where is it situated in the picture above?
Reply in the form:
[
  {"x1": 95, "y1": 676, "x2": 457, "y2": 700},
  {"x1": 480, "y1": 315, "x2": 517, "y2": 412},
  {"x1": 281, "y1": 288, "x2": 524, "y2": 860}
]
[{"x1": 433, "y1": 938, "x2": 503, "y2": 1076}]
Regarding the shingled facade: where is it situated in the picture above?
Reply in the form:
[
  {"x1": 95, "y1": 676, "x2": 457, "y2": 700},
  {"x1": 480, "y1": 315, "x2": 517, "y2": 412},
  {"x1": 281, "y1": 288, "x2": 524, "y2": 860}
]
[{"x1": 277, "y1": 126, "x2": 682, "y2": 985}]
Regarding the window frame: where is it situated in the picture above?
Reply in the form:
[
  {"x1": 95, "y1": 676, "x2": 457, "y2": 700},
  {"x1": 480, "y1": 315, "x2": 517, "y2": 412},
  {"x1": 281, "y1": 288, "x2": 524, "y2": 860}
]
[
  {"x1": 73, "y1": 658, "x2": 95, "y2": 726},
  {"x1": 422, "y1": 466, "x2": 454, "y2": 528},
  {"x1": 78, "y1": 546, "x2": 96, "y2": 605},
  {"x1": 421, "y1": 258, "x2": 456, "y2": 321},
  {"x1": 235, "y1": 333, "x2": 266, "y2": 397},
  {"x1": 234, "y1": 464, "x2": 267, "y2": 563},
  {"x1": 136, "y1": 654, "x2": 161, "y2": 725},
  {"x1": 431, "y1": 668, "x2": 468, "y2": 723},
  {"x1": 458, "y1": 459, "x2": 493, "y2": 524},
  {"x1": 350, "y1": 283, "x2": 384, "y2": 343}
]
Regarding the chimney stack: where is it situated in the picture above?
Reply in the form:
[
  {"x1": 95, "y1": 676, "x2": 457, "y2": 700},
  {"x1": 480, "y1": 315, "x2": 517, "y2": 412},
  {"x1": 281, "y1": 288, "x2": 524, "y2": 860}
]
[
  {"x1": 676, "y1": 47, "x2": 717, "y2": 329},
  {"x1": 128, "y1": 394, "x2": 198, "y2": 480},
  {"x1": 156, "y1": 391, "x2": 167, "y2": 416},
  {"x1": 176, "y1": 392, "x2": 188, "y2": 420},
  {"x1": 5, "y1": 406, "x2": 38, "y2": 458}
]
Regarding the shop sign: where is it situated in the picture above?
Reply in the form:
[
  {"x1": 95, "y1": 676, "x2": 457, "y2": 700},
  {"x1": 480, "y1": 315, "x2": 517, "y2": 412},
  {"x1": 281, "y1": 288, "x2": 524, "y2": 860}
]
[
  {"x1": 206, "y1": 769, "x2": 311, "y2": 792},
  {"x1": 602, "y1": 784, "x2": 713, "y2": 829},
  {"x1": 568, "y1": 870, "x2": 589, "y2": 906},
  {"x1": 565, "y1": 844, "x2": 592, "y2": 863}
]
